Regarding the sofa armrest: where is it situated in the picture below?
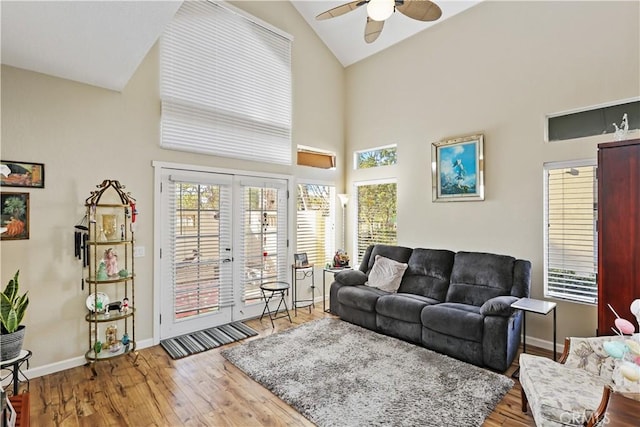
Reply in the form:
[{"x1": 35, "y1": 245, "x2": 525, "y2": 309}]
[
  {"x1": 480, "y1": 295, "x2": 520, "y2": 317},
  {"x1": 334, "y1": 269, "x2": 367, "y2": 286}
]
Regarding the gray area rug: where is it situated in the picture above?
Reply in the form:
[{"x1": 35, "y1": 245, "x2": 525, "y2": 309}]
[{"x1": 221, "y1": 318, "x2": 514, "y2": 427}]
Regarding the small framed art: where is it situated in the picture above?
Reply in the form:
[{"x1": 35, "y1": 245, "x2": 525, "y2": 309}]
[
  {"x1": 0, "y1": 160, "x2": 45, "y2": 188},
  {"x1": 294, "y1": 253, "x2": 309, "y2": 267},
  {"x1": 432, "y1": 134, "x2": 484, "y2": 202},
  {"x1": 1, "y1": 192, "x2": 30, "y2": 240}
]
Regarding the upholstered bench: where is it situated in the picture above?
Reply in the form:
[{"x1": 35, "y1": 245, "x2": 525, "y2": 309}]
[{"x1": 520, "y1": 336, "x2": 639, "y2": 426}]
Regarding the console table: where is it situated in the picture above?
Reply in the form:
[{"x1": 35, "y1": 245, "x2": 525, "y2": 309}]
[{"x1": 291, "y1": 264, "x2": 314, "y2": 315}]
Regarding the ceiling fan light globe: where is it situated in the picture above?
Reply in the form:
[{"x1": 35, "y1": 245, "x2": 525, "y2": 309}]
[{"x1": 367, "y1": 0, "x2": 394, "y2": 21}]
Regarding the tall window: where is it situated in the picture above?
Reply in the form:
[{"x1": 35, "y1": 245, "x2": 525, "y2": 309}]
[
  {"x1": 544, "y1": 161, "x2": 598, "y2": 303},
  {"x1": 355, "y1": 145, "x2": 397, "y2": 169},
  {"x1": 296, "y1": 184, "x2": 335, "y2": 265},
  {"x1": 356, "y1": 181, "x2": 397, "y2": 261}
]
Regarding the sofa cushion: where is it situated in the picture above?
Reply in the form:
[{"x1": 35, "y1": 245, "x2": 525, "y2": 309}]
[
  {"x1": 366, "y1": 255, "x2": 408, "y2": 293},
  {"x1": 519, "y1": 353, "x2": 608, "y2": 426},
  {"x1": 337, "y1": 285, "x2": 387, "y2": 313},
  {"x1": 446, "y1": 252, "x2": 516, "y2": 307},
  {"x1": 334, "y1": 269, "x2": 367, "y2": 286},
  {"x1": 421, "y1": 302, "x2": 483, "y2": 343},
  {"x1": 366, "y1": 245, "x2": 413, "y2": 272},
  {"x1": 398, "y1": 248, "x2": 455, "y2": 301},
  {"x1": 376, "y1": 293, "x2": 439, "y2": 323}
]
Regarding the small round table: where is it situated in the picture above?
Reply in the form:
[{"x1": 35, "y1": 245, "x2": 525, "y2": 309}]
[
  {"x1": 259, "y1": 281, "x2": 292, "y2": 328},
  {"x1": 1, "y1": 349, "x2": 32, "y2": 396}
]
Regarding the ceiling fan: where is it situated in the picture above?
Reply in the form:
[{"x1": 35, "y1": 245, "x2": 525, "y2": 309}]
[{"x1": 316, "y1": 0, "x2": 442, "y2": 44}]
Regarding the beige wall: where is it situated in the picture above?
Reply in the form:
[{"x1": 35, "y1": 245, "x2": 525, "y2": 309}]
[
  {"x1": 344, "y1": 0, "x2": 639, "y2": 348},
  {"x1": 0, "y1": 1, "x2": 344, "y2": 369},
  {"x1": 2, "y1": 0, "x2": 639, "y2": 372}
]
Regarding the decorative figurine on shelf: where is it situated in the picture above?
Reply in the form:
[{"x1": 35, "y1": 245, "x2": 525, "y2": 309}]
[
  {"x1": 94, "y1": 340, "x2": 102, "y2": 355},
  {"x1": 103, "y1": 248, "x2": 119, "y2": 277},
  {"x1": 333, "y1": 249, "x2": 350, "y2": 268},
  {"x1": 613, "y1": 113, "x2": 629, "y2": 141},
  {"x1": 121, "y1": 297, "x2": 130, "y2": 314},
  {"x1": 105, "y1": 324, "x2": 118, "y2": 350},
  {"x1": 96, "y1": 261, "x2": 109, "y2": 281},
  {"x1": 122, "y1": 332, "x2": 131, "y2": 352}
]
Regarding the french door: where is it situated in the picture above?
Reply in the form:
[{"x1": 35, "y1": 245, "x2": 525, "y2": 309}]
[{"x1": 159, "y1": 169, "x2": 288, "y2": 339}]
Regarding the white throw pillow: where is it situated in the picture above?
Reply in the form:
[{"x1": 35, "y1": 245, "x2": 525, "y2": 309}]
[{"x1": 366, "y1": 255, "x2": 408, "y2": 293}]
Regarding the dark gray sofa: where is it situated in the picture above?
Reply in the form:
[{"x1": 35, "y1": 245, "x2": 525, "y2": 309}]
[{"x1": 329, "y1": 244, "x2": 531, "y2": 372}]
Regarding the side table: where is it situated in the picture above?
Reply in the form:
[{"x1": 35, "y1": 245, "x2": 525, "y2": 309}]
[
  {"x1": 322, "y1": 267, "x2": 351, "y2": 313},
  {"x1": 259, "y1": 282, "x2": 292, "y2": 328},
  {"x1": 1, "y1": 349, "x2": 32, "y2": 396},
  {"x1": 292, "y1": 264, "x2": 314, "y2": 316},
  {"x1": 510, "y1": 297, "x2": 557, "y2": 378}
]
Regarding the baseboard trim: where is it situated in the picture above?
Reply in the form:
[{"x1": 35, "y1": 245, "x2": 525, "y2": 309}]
[
  {"x1": 524, "y1": 335, "x2": 561, "y2": 354},
  {"x1": 23, "y1": 338, "x2": 154, "y2": 379}
]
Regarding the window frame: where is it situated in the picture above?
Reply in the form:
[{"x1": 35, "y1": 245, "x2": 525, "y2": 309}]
[
  {"x1": 353, "y1": 144, "x2": 398, "y2": 170},
  {"x1": 543, "y1": 159, "x2": 598, "y2": 305},
  {"x1": 354, "y1": 179, "x2": 398, "y2": 264},
  {"x1": 295, "y1": 181, "x2": 336, "y2": 266}
]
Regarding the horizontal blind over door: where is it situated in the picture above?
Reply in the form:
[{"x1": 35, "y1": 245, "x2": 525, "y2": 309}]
[
  {"x1": 169, "y1": 174, "x2": 234, "y2": 321},
  {"x1": 160, "y1": 1, "x2": 292, "y2": 165},
  {"x1": 544, "y1": 164, "x2": 598, "y2": 303},
  {"x1": 238, "y1": 178, "x2": 288, "y2": 303}
]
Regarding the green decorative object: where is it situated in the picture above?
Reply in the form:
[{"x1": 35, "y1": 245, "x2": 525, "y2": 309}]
[
  {"x1": 94, "y1": 340, "x2": 102, "y2": 354},
  {"x1": 96, "y1": 261, "x2": 108, "y2": 281},
  {"x1": 118, "y1": 269, "x2": 129, "y2": 278},
  {"x1": 1, "y1": 270, "x2": 29, "y2": 334}
]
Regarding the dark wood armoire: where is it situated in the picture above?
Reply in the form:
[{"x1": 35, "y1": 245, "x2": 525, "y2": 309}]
[{"x1": 597, "y1": 138, "x2": 640, "y2": 336}]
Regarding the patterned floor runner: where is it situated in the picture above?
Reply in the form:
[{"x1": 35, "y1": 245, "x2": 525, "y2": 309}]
[{"x1": 160, "y1": 321, "x2": 258, "y2": 359}]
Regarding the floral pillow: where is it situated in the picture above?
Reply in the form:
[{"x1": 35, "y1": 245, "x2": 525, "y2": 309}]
[{"x1": 365, "y1": 255, "x2": 408, "y2": 293}]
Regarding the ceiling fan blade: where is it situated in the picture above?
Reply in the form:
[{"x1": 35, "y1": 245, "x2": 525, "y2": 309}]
[
  {"x1": 364, "y1": 17, "x2": 384, "y2": 44},
  {"x1": 396, "y1": 0, "x2": 442, "y2": 22},
  {"x1": 316, "y1": 1, "x2": 366, "y2": 21}
]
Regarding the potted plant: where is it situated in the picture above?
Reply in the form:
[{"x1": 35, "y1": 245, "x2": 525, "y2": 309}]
[{"x1": 1, "y1": 270, "x2": 29, "y2": 360}]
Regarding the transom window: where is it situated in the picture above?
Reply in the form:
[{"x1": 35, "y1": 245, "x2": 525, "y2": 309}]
[{"x1": 354, "y1": 145, "x2": 397, "y2": 169}]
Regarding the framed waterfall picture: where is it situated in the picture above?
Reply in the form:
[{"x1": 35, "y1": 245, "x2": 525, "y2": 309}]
[{"x1": 431, "y1": 134, "x2": 484, "y2": 202}]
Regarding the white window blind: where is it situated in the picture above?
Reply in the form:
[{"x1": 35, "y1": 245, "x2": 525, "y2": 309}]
[
  {"x1": 160, "y1": 1, "x2": 292, "y2": 165},
  {"x1": 167, "y1": 176, "x2": 234, "y2": 320},
  {"x1": 544, "y1": 161, "x2": 598, "y2": 303},
  {"x1": 296, "y1": 184, "x2": 335, "y2": 265},
  {"x1": 356, "y1": 181, "x2": 398, "y2": 261},
  {"x1": 239, "y1": 179, "x2": 288, "y2": 302}
]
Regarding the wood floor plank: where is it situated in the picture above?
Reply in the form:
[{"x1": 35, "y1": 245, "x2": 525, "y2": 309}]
[{"x1": 26, "y1": 306, "x2": 544, "y2": 426}]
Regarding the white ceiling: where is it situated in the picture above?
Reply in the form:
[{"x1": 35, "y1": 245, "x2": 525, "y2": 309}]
[
  {"x1": 0, "y1": 1, "x2": 481, "y2": 92},
  {"x1": 291, "y1": 0, "x2": 483, "y2": 67},
  {"x1": 1, "y1": 0, "x2": 182, "y2": 91}
]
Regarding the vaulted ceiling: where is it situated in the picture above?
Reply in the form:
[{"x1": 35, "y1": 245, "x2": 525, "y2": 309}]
[{"x1": 1, "y1": 1, "x2": 481, "y2": 91}]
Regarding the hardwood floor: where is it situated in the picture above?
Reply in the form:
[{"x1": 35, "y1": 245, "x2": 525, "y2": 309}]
[{"x1": 26, "y1": 307, "x2": 550, "y2": 426}]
